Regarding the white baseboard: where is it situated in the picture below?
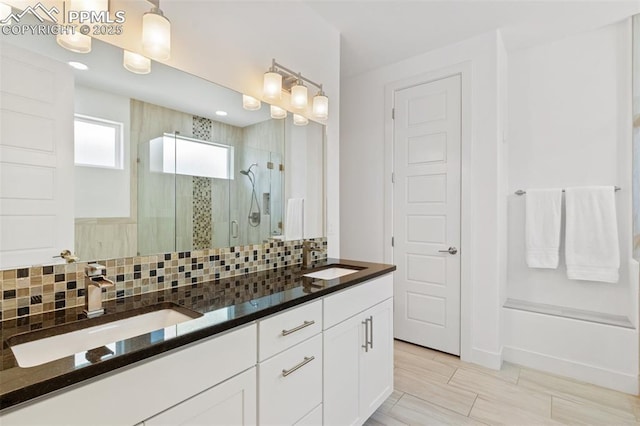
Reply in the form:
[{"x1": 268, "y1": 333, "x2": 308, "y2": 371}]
[
  {"x1": 503, "y1": 346, "x2": 639, "y2": 395},
  {"x1": 468, "y1": 347, "x2": 503, "y2": 370}
]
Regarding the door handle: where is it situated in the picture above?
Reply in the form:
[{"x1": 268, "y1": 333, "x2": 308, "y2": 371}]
[
  {"x1": 231, "y1": 220, "x2": 239, "y2": 239},
  {"x1": 438, "y1": 246, "x2": 458, "y2": 255}
]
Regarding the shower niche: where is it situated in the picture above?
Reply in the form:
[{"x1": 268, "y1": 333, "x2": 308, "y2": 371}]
[{"x1": 138, "y1": 114, "x2": 293, "y2": 255}]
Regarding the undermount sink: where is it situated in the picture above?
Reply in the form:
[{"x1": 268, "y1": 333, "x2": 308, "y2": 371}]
[
  {"x1": 303, "y1": 267, "x2": 360, "y2": 280},
  {"x1": 8, "y1": 304, "x2": 201, "y2": 368}
]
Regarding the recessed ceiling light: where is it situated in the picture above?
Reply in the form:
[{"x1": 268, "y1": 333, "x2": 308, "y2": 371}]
[
  {"x1": 68, "y1": 61, "x2": 89, "y2": 70},
  {"x1": 215, "y1": 110, "x2": 228, "y2": 117}
]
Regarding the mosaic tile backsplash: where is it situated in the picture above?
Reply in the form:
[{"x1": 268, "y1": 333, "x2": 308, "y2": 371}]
[{"x1": 0, "y1": 238, "x2": 327, "y2": 321}]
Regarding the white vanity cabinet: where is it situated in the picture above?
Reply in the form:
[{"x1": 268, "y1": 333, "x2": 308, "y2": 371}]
[
  {"x1": 1, "y1": 271, "x2": 395, "y2": 426},
  {"x1": 143, "y1": 368, "x2": 256, "y2": 426},
  {"x1": 323, "y1": 275, "x2": 394, "y2": 426},
  {"x1": 0, "y1": 324, "x2": 257, "y2": 426}
]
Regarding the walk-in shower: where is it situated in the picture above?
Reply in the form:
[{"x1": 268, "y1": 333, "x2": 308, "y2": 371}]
[{"x1": 240, "y1": 163, "x2": 261, "y2": 227}]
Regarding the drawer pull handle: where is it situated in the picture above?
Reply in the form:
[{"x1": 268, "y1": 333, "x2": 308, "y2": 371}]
[
  {"x1": 282, "y1": 320, "x2": 315, "y2": 336},
  {"x1": 282, "y1": 356, "x2": 315, "y2": 377},
  {"x1": 362, "y1": 318, "x2": 370, "y2": 352}
]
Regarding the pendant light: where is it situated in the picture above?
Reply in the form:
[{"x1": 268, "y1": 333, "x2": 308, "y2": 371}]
[
  {"x1": 293, "y1": 114, "x2": 308, "y2": 126},
  {"x1": 56, "y1": 31, "x2": 92, "y2": 53},
  {"x1": 123, "y1": 50, "x2": 151, "y2": 74},
  {"x1": 270, "y1": 105, "x2": 287, "y2": 119},
  {"x1": 291, "y1": 80, "x2": 308, "y2": 110},
  {"x1": 312, "y1": 90, "x2": 329, "y2": 120},
  {"x1": 242, "y1": 95, "x2": 261, "y2": 111},
  {"x1": 142, "y1": 0, "x2": 171, "y2": 61}
]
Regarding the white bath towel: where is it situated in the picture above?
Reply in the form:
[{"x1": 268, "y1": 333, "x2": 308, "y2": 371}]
[
  {"x1": 565, "y1": 186, "x2": 619, "y2": 283},
  {"x1": 525, "y1": 188, "x2": 563, "y2": 269},
  {"x1": 285, "y1": 198, "x2": 304, "y2": 240}
]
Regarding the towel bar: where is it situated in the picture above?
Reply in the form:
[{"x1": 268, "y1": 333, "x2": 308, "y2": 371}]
[{"x1": 514, "y1": 186, "x2": 621, "y2": 196}]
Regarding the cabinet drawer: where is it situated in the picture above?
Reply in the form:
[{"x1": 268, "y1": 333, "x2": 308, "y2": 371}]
[
  {"x1": 324, "y1": 273, "x2": 393, "y2": 329},
  {"x1": 294, "y1": 404, "x2": 322, "y2": 426},
  {"x1": 258, "y1": 300, "x2": 322, "y2": 361},
  {"x1": 258, "y1": 334, "x2": 322, "y2": 426}
]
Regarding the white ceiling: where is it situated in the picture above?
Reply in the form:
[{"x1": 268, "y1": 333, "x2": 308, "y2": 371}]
[{"x1": 304, "y1": 0, "x2": 640, "y2": 77}]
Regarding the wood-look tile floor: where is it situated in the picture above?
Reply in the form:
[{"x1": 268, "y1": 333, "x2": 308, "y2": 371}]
[{"x1": 365, "y1": 340, "x2": 640, "y2": 426}]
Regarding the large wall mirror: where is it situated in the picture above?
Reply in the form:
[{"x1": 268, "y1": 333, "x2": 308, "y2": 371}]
[{"x1": 0, "y1": 29, "x2": 325, "y2": 268}]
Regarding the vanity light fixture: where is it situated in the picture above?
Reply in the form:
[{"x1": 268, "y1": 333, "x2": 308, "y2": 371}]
[
  {"x1": 215, "y1": 110, "x2": 228, "y2": 117},
  {"x1": 56, "y1": 0, "x2": 110, "y2": 53},
  {"x1": 293, "y1": 114, "x2": 308, "y2": 126},
  {"x1": 291, "y1": 80, "x2": 308, "y2": 110},
  {"x1": 312, "y1": 91, "x2": 329, "y2": 120},
  {"x1": 123, "y1": 50, "x2": 151, "y2": 74},
  {"x1": 263, "y1": 68, "x2": 283, "y2": 101},
  {"x1": 56, "y1": 31, "x2": 92, "y2": 53},
  {"x1": 242, "y1": 95, "x2": 261, "y2": 111},
  {"x1": 263, "y1": 59, "x2": 329, "y2": 119},
  {"x1": 270, "y1": 105, "x2": 287, "y2": 119},
  {"x1": 142, "y1": 0, "x2": 171, "y2": 61}
]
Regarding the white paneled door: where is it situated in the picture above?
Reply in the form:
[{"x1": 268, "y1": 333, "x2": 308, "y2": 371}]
[
  {"x1": 0, "y1": 42, "x2": 74, "y2": 269},
  {"x1": 393, "y1": 75, "x2": 461, "y2": 355}
]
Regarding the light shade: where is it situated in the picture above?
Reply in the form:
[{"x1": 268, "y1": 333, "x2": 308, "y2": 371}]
[
  {"x1": 123, "y1": 50, "x2": 151, "y2": 74},
  {"x1": 263, "y1": 71, "x2": 282, "y2": 101},
  {"x1": 142, "y1": 9, "x2": 171, "y2": 61},
  {"x1": 270, "y1": 105, "x2": 287, "y2": 119},
  {"x1": 0, "y1": 2, "x2": 12, "y2": 24},
  {"x1": 242, "y1": 95, "x2": 261, "y2": 111},
  {"x1": 293, "y1": 114, "x2": 308, "y2": 126},
  {"x1": 312, "y1": 92, "x2": 329, "y2": 120},
  {"x1": 56, "y1": 31, "x2": 91, "y2": 53},
  {"x1": 70, "y1": 0, "x2": 108, "y2": 12},
  {"x1": 291, "y1": 83, "x2": 308, "y2": 110}
]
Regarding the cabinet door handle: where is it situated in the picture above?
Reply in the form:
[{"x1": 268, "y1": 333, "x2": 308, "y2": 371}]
[
  {"x1": 282, "y1": 320, "x2": 315, "y2": 336},
  {"x1": 282, "y1": 356, "x2": 315, "y2": 377},
  {"x1": 362, "y1": 318, "x2": 370, "y2": 352},
  {"x1": 368, "y1": 315, "x2": 374, "y2": 350}
]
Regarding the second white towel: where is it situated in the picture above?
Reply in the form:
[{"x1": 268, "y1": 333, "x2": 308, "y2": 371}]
[
  {"x1": 565, "y1": 186, "x2": 619, "y2": 283},
  {"x1": 526, "y1": 188, "x2": 563, "y2": 268}
]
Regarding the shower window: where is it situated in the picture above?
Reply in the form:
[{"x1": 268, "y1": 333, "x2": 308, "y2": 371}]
[
  {"x1": 149, "y1": 134, "x2": 234, "y2": 180},
  {"x1": 74, "y1": 114, "x2": 123, "y2": 169}
]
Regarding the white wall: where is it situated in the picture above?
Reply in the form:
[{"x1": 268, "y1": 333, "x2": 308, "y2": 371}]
[
  {"x1": 74, "y1": 85, "x2": 131, "y2": 218},
  {"x1": 340, "y1": 31, "x2": 506, "y2": 368},
  {"x1": 503, "y1": 20, "x2": 638, "y2": 393},
  {"x1": 507, "y1": 21, "x2": 634, "y2": 316}
]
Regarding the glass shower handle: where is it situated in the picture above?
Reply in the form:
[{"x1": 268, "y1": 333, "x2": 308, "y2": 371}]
[{"x1": 231, "y1": 220, "x2": 239, "y2": 239}]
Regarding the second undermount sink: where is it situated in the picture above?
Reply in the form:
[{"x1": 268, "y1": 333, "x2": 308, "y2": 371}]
[
  {"x1": 303, "y1": 267, "x2": 360, "y2": 280},
  {"x1": 8, "y1": 304, "x2": 201, "y2": 368}
]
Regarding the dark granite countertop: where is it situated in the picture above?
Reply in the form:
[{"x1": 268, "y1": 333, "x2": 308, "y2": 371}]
[{"x1": 0, "y1": 258, "x2": 395, "y2": 411}]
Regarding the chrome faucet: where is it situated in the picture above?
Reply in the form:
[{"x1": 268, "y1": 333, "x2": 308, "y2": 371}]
[
  {"x1": 84, "y1": 263, "x2": 114, "y2": 318},
  {"x1": 302, "y1": 240, "x2": 326, "y2": 269}
]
